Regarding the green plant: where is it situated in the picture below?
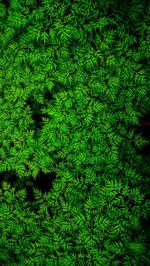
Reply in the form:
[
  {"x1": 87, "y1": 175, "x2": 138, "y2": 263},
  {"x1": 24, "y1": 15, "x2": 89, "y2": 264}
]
[{"x1": 0, "y1": 0, "x2": 150, "y2": 265}]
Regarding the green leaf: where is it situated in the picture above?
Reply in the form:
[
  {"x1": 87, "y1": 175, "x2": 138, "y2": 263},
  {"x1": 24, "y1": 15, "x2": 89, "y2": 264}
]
[{"x1": 128, "y1": 242, "x2": 146, "y2": 255}]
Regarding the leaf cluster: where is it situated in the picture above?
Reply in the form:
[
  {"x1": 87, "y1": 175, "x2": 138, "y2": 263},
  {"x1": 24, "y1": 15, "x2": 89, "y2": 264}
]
[{"x1": 0, "y1": 0, "x2": 150, "y2": 265}]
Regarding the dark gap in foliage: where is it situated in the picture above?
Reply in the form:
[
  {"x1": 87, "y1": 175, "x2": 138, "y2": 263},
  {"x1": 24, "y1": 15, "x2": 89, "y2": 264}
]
[
  {"x1": 21, "y1": 171, "x2": 57, "y2": 213},
  {"x1": 84, "y1": 19, "x2": 90, "y2": 25},
  {"x1": 35, "y1": 0, "x2": 42, "y2": 8},
  {"x1": 68, "y1": 0, "x2": 75, "y2": 5},
  {"x1": 128, "y1": 38, "x2": 139, "y2": 50},
  {"x1": 64, "y1": 5, "x2": 73, "y2": 18},
  {"x1": 90, "y1": 40, "x2": 97, "y2": 51},
  {"x1": 0, "y1": 171, "x2": 35, "y2": 203},
  {"x1": 10, "y1": 141, "x2": 14, "y2": 148},
  {"x1": 44, "y1": 89, "x2": 54, "y2": 104},
  {"x1": 117, "y1": 0, "x2": 130, "y2": 12},
  {"x1": 32, "y1": 112, "x2": 44, "y2": 130},
  {"x1": 0, "y1": 91, "x2": 5, "y2": 100},
  {"x1": 31, "y1": 40, "x2": 42, "y2": 50},
  {"x1": 69, "y1": 39, "x2": 79, "y2": 60},
  {"x1": 0, "y1": 170, "x2": 17, "y2": 190},
  {"x1": 133, "y1": 115, "x2": 150, "y2": 203},
  {"x1": 139, "y1": 143, "x2": 150, "y2": 157},
  {"x1": 7, "y1": 251, "x2": 20, "y2": 265},
  {"x1": 23, "y1": 47, "x2": 31, "y2": 53},
  {"x1": 140, "y1": 215, "x2": 150, "y2": 255},
  {"x1": 21, "y1": 171, "x2": 58, "y2": 203},
  {"x1": 33, "y1": 170, "x2": 57, "y2": 194},
  {"x1": 0, "y1": 170, "x2": 34, "y2": 203},
  {"x1": 25, "y1": 95, "x2": 54, "y2": 139},
  {"x1": 0, "y1": 171, "x2": 5, "y2": 186},
  {"x1": 134, "y1": 114, "x2": 150, "y2": 156},
  {"x1": 1, "y1": 0, "x2": 9, "y2": 9},
  {"x1": 0, "y1": 169, "x2": 58, "y2": 204},
  {"x1": 22, "y1": 180, "x2": 35, "y2": 202},
  {"x1": 20, "y1": 82, "x2": 25, "y2": 89},
  {"x1": 70, "y1": 39, "x2": 78, "y2": 47},
  {"x1": 142, "y1": 181, "x2": 150, "y2": 201},
  {"x1": 13, "y1": 29, "x2": 26, "y2": 43},
  {"x1": 25, "y1": 98, "x2": 44, "y2": 131},
  {"x1": 87, "y1": 27, "x2": 99, "y2": 49},
  {"x1": 139, "y1": 58, "x2": 149, "y2": 72},
  {"x1": 54, "y1": 82, "x2": 65, "y2": 93}
]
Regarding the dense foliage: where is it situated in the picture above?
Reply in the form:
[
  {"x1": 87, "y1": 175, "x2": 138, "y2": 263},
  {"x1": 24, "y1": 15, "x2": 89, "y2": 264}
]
[{"x1": 0, "y1": 0, "x2": 150, "y2": 265}]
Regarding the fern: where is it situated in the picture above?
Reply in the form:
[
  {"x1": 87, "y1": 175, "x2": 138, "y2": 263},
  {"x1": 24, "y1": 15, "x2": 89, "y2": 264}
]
[{"x1": 0, "y1": 0, "x2": 150, "y2": 265}]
